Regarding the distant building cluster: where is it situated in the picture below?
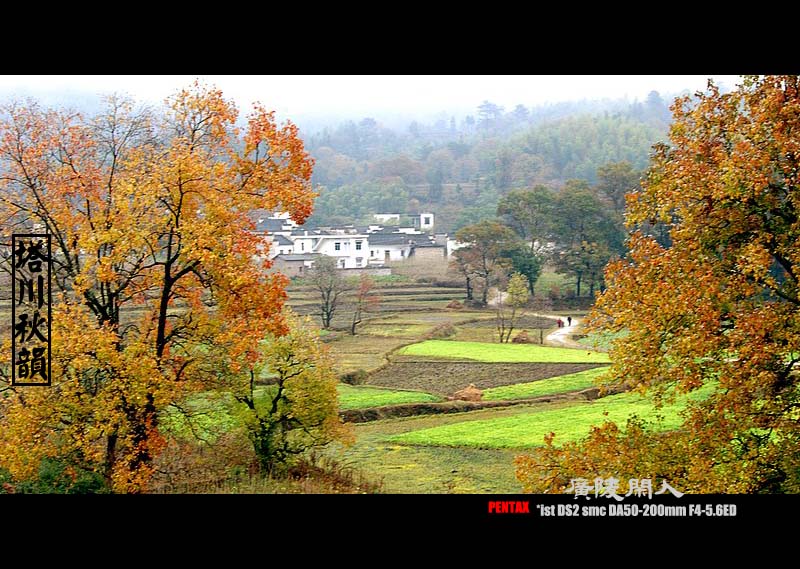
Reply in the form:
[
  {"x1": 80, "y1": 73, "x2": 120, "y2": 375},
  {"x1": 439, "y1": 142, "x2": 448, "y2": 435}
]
[{"x1": 250, "y1": 210, "x2": 457, "y2": 277}]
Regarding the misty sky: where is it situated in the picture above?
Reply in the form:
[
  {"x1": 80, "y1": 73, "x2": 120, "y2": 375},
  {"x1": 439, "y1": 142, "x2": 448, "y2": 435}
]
[{"x1": 0, "y1": 75, "x2": 743, "y2": 124}]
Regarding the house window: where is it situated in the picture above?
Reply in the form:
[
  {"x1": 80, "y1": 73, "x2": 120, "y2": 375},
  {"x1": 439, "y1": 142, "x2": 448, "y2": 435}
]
[
  {"x1": 356, "y1": 240, "x2": 362, "y2": 250},
  {"x1": 301, "y1": 242, "x2": 305, "y2": 251},
  {"x1": 370, "y1": 250, "x2": 375, "y2": 257},
  {"x1": 334, "y1": 242, "x2": 341, "y2": 251},
  {"x1": 424, "y1": 216, "x2": 431, "y2": 225}
]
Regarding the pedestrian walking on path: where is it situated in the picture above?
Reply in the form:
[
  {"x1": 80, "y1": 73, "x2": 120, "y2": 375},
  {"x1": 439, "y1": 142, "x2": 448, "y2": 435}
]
[{"x1": 567, "y1": 316, "x2": 572, "y2": 327}]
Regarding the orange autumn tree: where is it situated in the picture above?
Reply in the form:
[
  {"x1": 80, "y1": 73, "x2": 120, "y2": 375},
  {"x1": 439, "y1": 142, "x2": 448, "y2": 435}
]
[
  {"x1": 0, "y1": 82, "x2": 322, "y2": 492},
  {"x1": 516, "y1": 76, "x2": 800, "y2": 494}
]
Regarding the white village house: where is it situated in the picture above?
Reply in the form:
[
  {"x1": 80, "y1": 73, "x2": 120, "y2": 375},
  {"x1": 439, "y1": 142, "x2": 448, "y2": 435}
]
[{"x1": 250, "y1": 210, "x2": 455, "y2": 274}]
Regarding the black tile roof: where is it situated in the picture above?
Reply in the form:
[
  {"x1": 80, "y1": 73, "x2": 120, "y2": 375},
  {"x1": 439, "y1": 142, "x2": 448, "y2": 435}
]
[
  {"x1": 275, "y1": 254, "x2": 317, "y2": 262},
  {"x1": 272, "y1": 235, "x2": 294, "y2": 246},
  {"x1": 254, "y1": 218, "x2": 285, "y2": 232},
  {"x1": 368, "y1": 234, "x2": 410, "y2": 245}
]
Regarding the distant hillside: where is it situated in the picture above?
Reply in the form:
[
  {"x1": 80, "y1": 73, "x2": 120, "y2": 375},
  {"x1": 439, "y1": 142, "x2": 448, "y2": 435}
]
[{"x1": 305, "y1": 93, "x2": 672, "y2": 232}]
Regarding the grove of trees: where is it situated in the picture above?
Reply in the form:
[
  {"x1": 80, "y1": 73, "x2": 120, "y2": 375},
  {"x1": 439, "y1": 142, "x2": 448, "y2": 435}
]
[
  {"x1": 452, "y1": 158, "x2": 640, "y2": 303},
  {"x1": 305, "y1": 96, "x2": 671, "y2": 232}
]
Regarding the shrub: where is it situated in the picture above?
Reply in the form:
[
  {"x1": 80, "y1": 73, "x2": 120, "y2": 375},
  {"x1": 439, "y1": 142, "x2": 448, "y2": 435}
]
[
  {"x1": 0, "y1": 459, "x2": 107, "y2": 494},
  {"x1": 340, "y1": 369, "x2": 369, "y2": 385},
  {"x1": 434, "y1": 279, "x2": 466, "y2": 288},
  {"x1": 149, "y1": 430, "x2": 256, "y2": 493}
]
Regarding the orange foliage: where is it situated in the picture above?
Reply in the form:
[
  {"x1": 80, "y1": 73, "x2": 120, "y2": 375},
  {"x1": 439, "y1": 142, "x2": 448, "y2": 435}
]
[
  {"x1": 0, "y1": 82, "x2": 315, "y2": 492},
  {"x1": 517, "y1": 76, "x2": 800, "y2": 493}
]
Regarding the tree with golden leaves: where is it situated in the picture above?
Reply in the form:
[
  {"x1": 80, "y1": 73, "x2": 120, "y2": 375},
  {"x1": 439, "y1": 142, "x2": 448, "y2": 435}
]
[
  {"x1": 494, "y1": 272, "x2": 529, "y2": 343},
  {"x1": 0, "y1": 82, "x2": 323, "y2": 492},
  {"x1": 517, "y1": 76, "x2": 800, "y2": 494},
  {"x1": 228, "y1": 312, "x2": 352, "y2": 474}
]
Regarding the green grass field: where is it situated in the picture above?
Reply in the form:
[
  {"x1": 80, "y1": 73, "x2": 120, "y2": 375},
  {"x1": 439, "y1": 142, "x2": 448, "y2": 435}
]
[
  {"x1": 337, "y1": 385, "x2": 441, "y2": 410},
  {"x1": 577, "y1": 330, "x2": 628, "y2": 351},
  {"x1": 482, "y1": 367, "x2": 610, "y2": 401},
  {"x1": 397, "y1": 340, "x2": 610, "y2": 363},
  {"x1": 162, "y1": 384, "x2": 442, "y2": 439},
  {"x1": 332, "y1": 406, "x2": 539, "y2": 492},
  {"x1": 389, "y1": 382, "x2": 714, "y2": 449},
  {"x1": 335, "y1": 437, "x2": 522, "y2": 493}
]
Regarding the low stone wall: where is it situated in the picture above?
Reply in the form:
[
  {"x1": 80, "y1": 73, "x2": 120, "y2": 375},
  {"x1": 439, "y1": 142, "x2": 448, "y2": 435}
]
[{"x1": 339, "y1": 267, "x2": 392, "y2": 277}]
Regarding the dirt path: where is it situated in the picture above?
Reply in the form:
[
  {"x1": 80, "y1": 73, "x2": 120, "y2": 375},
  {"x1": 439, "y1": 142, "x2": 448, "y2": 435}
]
[
  {"x1": 487, "y1": 289, "x2": 586, "y2": 349},
  {"x1": 526, "y1": 313, "x2": 585, "y2": 349}
]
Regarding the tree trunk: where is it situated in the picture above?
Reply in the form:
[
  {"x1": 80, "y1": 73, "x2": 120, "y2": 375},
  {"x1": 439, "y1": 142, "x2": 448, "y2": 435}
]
[
  {"x1": 496, "y1": 310, "x2": 505, "y2": 343},
  {"x1": 123, "y1": 393, "x2": 157, "y2": 493},
  {"x1": 156, "y1": 265, "x2": 173, "y2": 358},
  {"x1": 505, "y1": 308, "x2": 516, "y2": 343},
  {"x1": 104, "y1": 432, "x2": 118, "y2": 489}
]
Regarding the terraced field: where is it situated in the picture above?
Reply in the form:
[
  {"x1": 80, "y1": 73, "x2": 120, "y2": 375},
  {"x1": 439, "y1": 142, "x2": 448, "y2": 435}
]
[
  {"x1": 337, "y1": 384, "x2": 441, "y2": 410},
  {"x1": 389, "y1": 384, "x2": 713, "y2": 448},
  {"x1": 286, "y1": 284, "x2": 467, "y2": 321},
  {"x1": 368, "y1": 362, "x2": 605, "y2": 395},
  {"x1": 482, "y1": 367, "x2": 610, "y2": 400},
  {"x1": 280, "y1": 278, "x2": 683, "y2": 493},
  {"x1": 396, "y1": 340, "x2": 611, "y2": 363}
]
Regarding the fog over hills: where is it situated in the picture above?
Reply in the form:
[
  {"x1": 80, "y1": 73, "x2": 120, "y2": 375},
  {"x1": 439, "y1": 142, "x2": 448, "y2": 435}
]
[{"x1": 0, "y1": 75, "x2": 740, "y2": 135}]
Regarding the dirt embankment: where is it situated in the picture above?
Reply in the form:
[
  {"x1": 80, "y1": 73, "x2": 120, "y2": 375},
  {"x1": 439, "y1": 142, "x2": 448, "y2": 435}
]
[
  {"x1": 466, "y1": 315, "x2": 555, "y2": 329},
  {"x1": 339, "y1": 385, "x2": 624, "y2": 423}
]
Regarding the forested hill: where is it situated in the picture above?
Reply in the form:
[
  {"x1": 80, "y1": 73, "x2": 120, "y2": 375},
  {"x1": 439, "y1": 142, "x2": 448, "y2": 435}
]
[{"x1": 304, "y1": 92, "x2": 673, "y2": 232}]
